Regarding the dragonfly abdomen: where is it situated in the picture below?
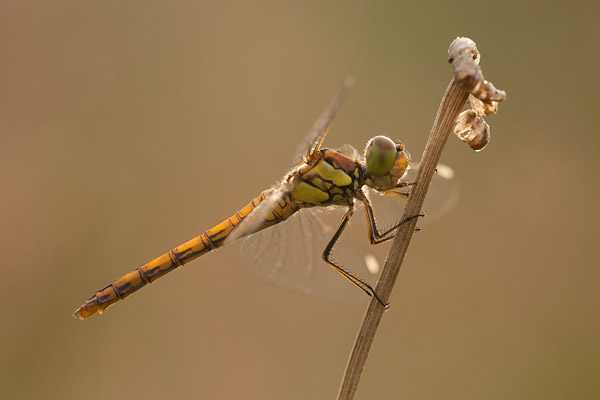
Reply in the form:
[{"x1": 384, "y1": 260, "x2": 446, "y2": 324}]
[{"x1": 73, "y1": 189, "x2": 289, "y2": 320}]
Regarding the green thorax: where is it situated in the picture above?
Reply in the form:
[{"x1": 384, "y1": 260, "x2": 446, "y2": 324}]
[{"x1": 291, "y1": 149, "x2": 363, "y2": 208}]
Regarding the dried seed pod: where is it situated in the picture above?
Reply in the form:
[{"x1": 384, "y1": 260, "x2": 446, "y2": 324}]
[
  {"x1": 448, "y1": 37, "x2": 506, "y2": 103},
  {"x1": 469, "y1": 94, "x2": 498, "y2": 116},
  {"x1": 454, "y1": 110, "x2": 490, "y2": 151}
]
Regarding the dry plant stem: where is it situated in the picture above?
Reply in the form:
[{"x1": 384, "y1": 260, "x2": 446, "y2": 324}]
[
  {"x1": 336, "y1": 80, "x2": 469, "y2": 400},
  {"x1": 336, "y1": 36, "x2": 506, "y2": 399},
  {"x1": 337, "y1": 37, "x2": 505, "y2": 400}
]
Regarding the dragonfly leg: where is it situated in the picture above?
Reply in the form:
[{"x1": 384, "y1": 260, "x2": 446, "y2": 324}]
[
  {"x1": 377, "y1": 181, "x2": 416, "y2": 199},
  {"x1": 321, "y1": 205, "x2": 388, "y2": 307},
  {"x1": 393, "y1": 181, "x2": 416, "y2": 188},
  {"x1": 379, "y1": 190, "x2": 410, "y2": 199},
  {"x1": 359, "y1": 191, "x2": 424, "y2": 245}
]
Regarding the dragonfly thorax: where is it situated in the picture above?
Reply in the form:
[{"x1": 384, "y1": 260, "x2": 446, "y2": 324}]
[{"x1": 290, "y1": 149, "x2": 363, "y2": 208}]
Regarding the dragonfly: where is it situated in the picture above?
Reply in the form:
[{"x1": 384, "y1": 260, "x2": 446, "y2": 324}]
[{"x1": 73, "y1": 79, "x2": 425, "y2": 320}]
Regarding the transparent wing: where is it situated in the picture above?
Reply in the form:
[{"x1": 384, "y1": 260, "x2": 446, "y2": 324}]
[
  {"x1": 367, "y1": 161, "x2": 459, "y2": 226},
  {"x1": 224, "y1": 186, "x2": 290, "y2": 245},
  {"x1": 224, "y1": 82, "x2": 458, "y2": 301},
  {"x1": 355, "y1": 162, "x2": 460, "y2": 275},
  {"x1": 228, "y1": 79, "x2": 354, "y2": 247},
  {"x1": 408, "y1": 161, "x2": 459, "y2": 224},
  {"x1": 289, "y1": 77, "x2": 354, "y2": 167},
  {"x1": 240, "y1": 204, "x2": 379, "y2": 300},
  {"x1": 236, "y1": 162, "x2": 457, "y2": 300}
]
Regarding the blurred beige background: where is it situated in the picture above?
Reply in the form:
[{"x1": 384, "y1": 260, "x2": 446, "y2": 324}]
[{"x1": 1, "y1": 1, "x2": 598, "y2": 399}]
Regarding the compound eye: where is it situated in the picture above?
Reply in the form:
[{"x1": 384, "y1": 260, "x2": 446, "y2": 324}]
[{"x1": 366, "y1": 136, "x2": 397, "y2": 177}]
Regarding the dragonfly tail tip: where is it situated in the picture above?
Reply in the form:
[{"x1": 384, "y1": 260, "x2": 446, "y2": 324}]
[
  {"x1": 72, "y1": 310, "x2": 85, "y2": 321},
  {"x1": 72, "y1": 306, "x2": 91, "y2": 321}
]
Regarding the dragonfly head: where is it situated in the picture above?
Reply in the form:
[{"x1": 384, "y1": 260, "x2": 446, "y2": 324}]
[{"x1": 364, "y1": 136, "x2": 410, "y2": 190}]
